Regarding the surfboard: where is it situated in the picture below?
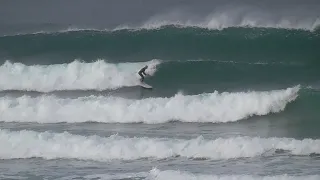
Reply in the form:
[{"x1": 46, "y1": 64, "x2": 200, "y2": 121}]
[{"x1": 139, "y1": 82, "x2": 153, "y2": 89}]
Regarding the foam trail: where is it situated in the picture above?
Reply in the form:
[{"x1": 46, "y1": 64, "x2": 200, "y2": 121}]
[
  {"x1": 0, "y1": 86, "x2": 299, "y2": 123},
  {"x1": 0, "y1": 129, "x2": 319, "y2": 161},
  {"x1": 0, "y1": 59, "x2": 161, "y2": 92}
]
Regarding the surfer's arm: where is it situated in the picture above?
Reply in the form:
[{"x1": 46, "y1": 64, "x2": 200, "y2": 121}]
[{"x1": 142, "y1": 71, "x2": 147, "y2": 76}]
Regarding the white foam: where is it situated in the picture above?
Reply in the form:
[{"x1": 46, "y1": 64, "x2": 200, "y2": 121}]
[
  {"x1": 0, "y1": 59, "x2": 161, "y2": 91},
  {"x1": 0, "y1": 130, "x2": 319, "y2": 161},
  {"x1": 0, "y1": 86, "x2": 299, "y2": 123},
  {"x1": 147, "y1": 168, "x2": 320, "y2": 180},
  {"x1": 59, "y1": 168, "x2": 320, "y2": 180}
]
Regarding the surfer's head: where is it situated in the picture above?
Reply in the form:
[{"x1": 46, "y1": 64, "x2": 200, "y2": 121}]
[{"x1": 145, "y1": 65, "x2": 148, "y2": 68}]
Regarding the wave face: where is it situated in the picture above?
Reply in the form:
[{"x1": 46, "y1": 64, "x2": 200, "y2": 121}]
[
  {"x1": 1, "y1": 27, "x2": 319, "y2": 64},
  {"x1": 1, "y1": 0, "x2": 320, "y2": 36},
  {"x1": 0, "y1": 59, "x2": 318, "y2": 93},
  {"x1": 0, "y1": 59, "x2": 160, "y2": 91},
  {"x1": 0, "y1": 86, "x2": 298, "y2": 123},
  {"x1": 0, "y1": 129, "x2": 319, "y2": 161},
  {"x1": 0, "y1": 59, "x2": 317, "y2": 92}
]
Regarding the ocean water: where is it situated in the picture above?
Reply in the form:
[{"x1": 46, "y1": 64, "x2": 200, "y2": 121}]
[{"x1": 0, "y1": 0, "x2": 320, "y2": 179}]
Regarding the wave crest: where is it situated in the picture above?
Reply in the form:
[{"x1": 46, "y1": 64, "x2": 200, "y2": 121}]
[
  {"x1": 0, "y1": 86, "x2": 299, "y2": 123},
  {"x1": 0, "y1": 129, "x2": 318, "y2": 161},
  {"x1": 0, "y1": 59, "x2": 161, "y2": 91}
]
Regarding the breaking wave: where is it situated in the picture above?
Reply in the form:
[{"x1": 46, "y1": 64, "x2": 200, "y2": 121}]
[
  {"x1": 0, "y1": 59, "x2": 160, "y2": 91},
  {"x1": 0, "y1": 129, "x2": 319, "y2": 161},
  {"x1": 0, "y1": 86, "x2": 299, "y2": 123}
]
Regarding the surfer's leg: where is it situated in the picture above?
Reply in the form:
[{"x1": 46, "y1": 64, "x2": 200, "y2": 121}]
[{"x1": 138, "y1": 72, "x2": 144, "y2": 82}]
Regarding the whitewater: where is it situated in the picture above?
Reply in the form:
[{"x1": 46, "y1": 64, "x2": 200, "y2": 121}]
[
  {"x1": 2, "y1": 5, "x2": 320, "y2": 36},
  {"x1": 0, "y1": 129, "x2": 319, "y2": 161},
  {"x1": 115, "y1": 13, "x2": 320, "y2": 32},
  {"x1": 0, "y1": 59, "x2": 161, "y2": 91},
  {"x1": 0, "y1": 86, "x2": 298, "y2": 123},
  {"x1": 72, "y1": 168, "x2": 320, "y2": 180}
]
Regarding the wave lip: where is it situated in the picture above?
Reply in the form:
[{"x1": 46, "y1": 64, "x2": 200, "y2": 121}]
[
  {"x1": 0, "y1": 86, "x2": 299, "y2": 124},
  {"x1": 0, "y1": 129, "x2": 319, "y2": 161},
  {"x1": 0, "y1": 59, "x2": 160, "y2": 92},
  {"x1": 133, "y1": 17, "x2": 320, "y2": 32},
  {"x1": 3, "y1": 14, "x2": 320, "y2": 37},
  {"x1": 126, "y1": 6, "x2": 320, "y2": 32}
]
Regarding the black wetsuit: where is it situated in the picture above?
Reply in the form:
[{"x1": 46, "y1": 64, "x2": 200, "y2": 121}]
[{"x1": 138, "y1": 67, "x2": 147, "y2": 81}]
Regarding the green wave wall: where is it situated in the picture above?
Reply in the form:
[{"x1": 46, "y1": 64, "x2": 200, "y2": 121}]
[{"x1": 1, "y1": 26, "x2": 319, "y2": 65}]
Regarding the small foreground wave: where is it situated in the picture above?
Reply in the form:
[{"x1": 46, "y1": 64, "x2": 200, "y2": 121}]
[
  {"x1": 147, "y1": 168, "x2": 320, "y2": 180},
  {"x1": 0, "y1": 59, "x2": 160, "y2": 91},
  {"x1": 0, "y1": 129, "x2": 319, "y2": 161},
  {"x1": 0, "y1": 86, "x2": 299, "y2": 123},
  {"x1": 57, "y1": 168, "x2": 320, "y2": 180}
]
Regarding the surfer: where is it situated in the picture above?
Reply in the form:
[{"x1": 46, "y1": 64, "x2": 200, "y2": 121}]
[{"x1": 138, "y1": 65, "x2": 148, "y2": 82}]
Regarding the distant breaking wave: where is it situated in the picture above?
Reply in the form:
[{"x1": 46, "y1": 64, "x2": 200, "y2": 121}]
[
  {"x1": 126, "y1": 5, "x2": 320, "y2": 32},
  {"x1": 2, "y1": 13, "x2": 320, "y2": 36},
  {"x1": 116, "y1": 17, "x2": 320, "y2": 32},
  {"x1": 0, "y1": 59, "x2": 160, "y2": 91},
  {"x1": 1, "y1": 26, "x2": 319, "y2": 65},
  {"x1": 0, "y1": 86, "x2": 299, "y2": 123},
  {"x1": 0, "y1": 129, "x2": 318, "y2": 161}
]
